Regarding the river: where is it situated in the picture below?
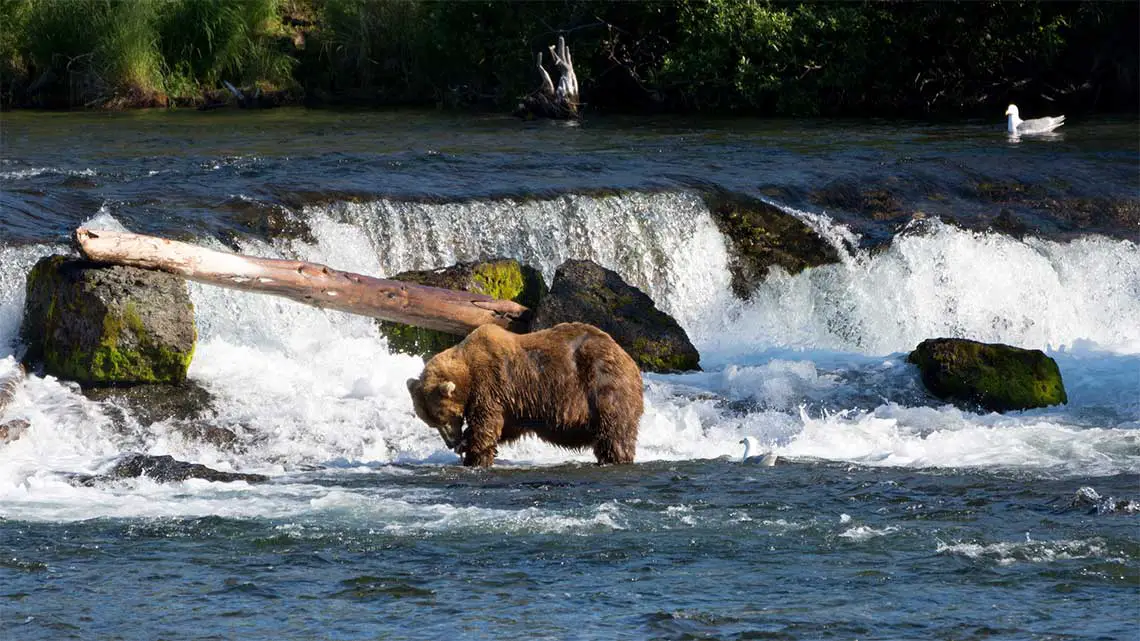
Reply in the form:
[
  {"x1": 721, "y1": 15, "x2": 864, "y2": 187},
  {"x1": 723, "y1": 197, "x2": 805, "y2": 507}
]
[{"x1": 1, "y1": 109, "x2": 1137, "y2": 640}]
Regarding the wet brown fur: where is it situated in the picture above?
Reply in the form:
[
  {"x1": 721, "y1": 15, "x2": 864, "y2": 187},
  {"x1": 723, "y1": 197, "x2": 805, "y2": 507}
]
[{"x1": 407, "y1": 322, "x2": 643, "y2": 466}]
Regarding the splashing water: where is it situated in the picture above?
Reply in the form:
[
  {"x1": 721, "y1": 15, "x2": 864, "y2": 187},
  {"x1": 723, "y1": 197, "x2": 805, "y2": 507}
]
[{"x1": 0, "y1": 192, "x2": 1138, "y2": 525}]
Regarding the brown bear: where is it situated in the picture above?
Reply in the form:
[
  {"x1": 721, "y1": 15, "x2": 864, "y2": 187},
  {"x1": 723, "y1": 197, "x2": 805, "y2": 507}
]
[{"x1": 406, "y1": 322, "x2": 643, "y2": 467}]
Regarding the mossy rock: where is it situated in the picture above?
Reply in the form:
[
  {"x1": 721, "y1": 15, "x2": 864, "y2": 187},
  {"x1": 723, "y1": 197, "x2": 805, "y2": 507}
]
[
  {"x1": 20, "y1": 256, "x2": 197, "y2": 386},
  {"x1": 84, "y1": 380, "x2": 214, "y2": 426},
  {"x1": 530, "y1": 259, "x2": 700, "y2": 373},
  {"x1": 379, "y1": 258, "x2": 547, "y2": 359},
  {"x1": 702, "y1": 189, "x2": 840, "y2": 299},
  {"x1": 907, "y1": 338, "x2": 1067, "y2": 413}
]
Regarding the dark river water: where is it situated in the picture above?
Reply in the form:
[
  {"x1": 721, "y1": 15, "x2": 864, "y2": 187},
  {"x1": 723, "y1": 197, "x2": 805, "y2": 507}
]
[{"x1": 0, "y1": 109, "x2": 1137, "y2": 640}]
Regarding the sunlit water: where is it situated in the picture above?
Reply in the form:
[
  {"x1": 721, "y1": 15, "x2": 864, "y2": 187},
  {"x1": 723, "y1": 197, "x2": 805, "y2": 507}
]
[{"x1": 0, "y1": 110, "x2": 1137, "y2": 640}]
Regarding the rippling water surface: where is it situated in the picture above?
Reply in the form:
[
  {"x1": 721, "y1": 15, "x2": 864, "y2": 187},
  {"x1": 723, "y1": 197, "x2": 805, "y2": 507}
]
[{"x1": 0, "y1": 109, "x2": 1137, "y2": 640}]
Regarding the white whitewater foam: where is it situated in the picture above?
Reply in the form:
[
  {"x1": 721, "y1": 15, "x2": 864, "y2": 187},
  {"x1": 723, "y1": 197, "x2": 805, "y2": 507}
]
[
  {"x1": 1, "y1": 199, "x2": 1139, "y2": 522},
  {"x1": 309, "y1": 191, "x2": 735, "y2": 336},
  {"x1": 0, "y1": 244, "x2": 58, "y2": 359},
  {"x1": 0, "y1": 167, "x2": 96, "y2": 180},
  {"x1": 778, "y1": 404, "x2": 1138, "y2": 477},
  {"x1": 700, "y1": 221, "x2": 1140, "y2": 359},
  {"x1": 936, "y1": 537, "x2": 1110, "y2": 566},
  {"x1": 838, "y1": 524, "x2": 900, "y2": 542}
]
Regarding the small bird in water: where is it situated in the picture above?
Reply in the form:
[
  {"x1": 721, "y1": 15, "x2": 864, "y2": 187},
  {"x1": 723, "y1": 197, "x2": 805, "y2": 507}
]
[
  {"x1": 739, "y1": 436, "x2": 778, "y2": 466},
  {"x1": 1005, "y1": 104, "x2": 1065, "y2": 135}
]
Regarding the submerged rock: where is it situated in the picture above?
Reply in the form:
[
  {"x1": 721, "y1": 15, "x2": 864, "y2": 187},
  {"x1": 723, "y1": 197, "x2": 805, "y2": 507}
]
[
  {"x1": 0, "y1": 419, "x2": 29, "y2": 444},
  {"x1": 1066, "y1": 486, "x2": 1139, "y2": 515},
  {"x1": 21, "y1": 256, "x2": 197, "y2": 385},
  {"x1": 530, "y1": 259, "x2": 700, "y2": 373},
  {"x1": 810, "y1": 180, "x2": 908, "y2": 222},
  {"x1": 82, "y1": 381, "x2": 241, "y2": 449},
  {"x1": 379, "y1": 258, "x2": 547, "y2": 359},
  {"x1": 76, "y1": 454, "x2": 267, "y2": 485},
  {"x1": 83, "y1": 380, "x2": 214, "y2": 426},
  {"x1": 907, "y1": 338, "x2": 1067, "y2": 413},
  {"x1": 219, "y1": 196, "x2": 315, "y2": 244},
  {"x1": 702, "y1": 190, "x2": 840, "y2": 299},
  {"x1": 972, "y1": 177, "x2": 1139, "y2": 239}
]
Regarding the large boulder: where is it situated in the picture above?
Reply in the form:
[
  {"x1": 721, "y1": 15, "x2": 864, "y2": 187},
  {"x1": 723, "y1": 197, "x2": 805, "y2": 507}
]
[
  {"x1": 530, "y1": 259, "x2": 700, "y2": 373},
  {"x1": 379, "y1": 258, "x2": 547, "y2": 359},
  {"x1": 703, "y1": 190, "x2": 840, "y2": 299},
  {"x1": 907, "y1": 338, "x2": 1067, "y2": 413},
  {"x1": 20, "y1": 256, "x2": 197, "y2": 385}
]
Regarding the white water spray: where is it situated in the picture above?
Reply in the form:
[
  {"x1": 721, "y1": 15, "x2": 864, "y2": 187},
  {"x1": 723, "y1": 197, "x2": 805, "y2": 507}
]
[{"x1": 0, "y1": 194, "x2": 1138, "y2": 523}]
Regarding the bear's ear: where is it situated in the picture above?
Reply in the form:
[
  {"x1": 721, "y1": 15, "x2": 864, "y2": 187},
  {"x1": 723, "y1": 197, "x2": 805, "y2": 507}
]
[
  {"x1": 441, "y1": 381, "x2": 456, "y2": 398},
  {"x1": 406, "y1": 378, "x2": 419, "y2": 393}
]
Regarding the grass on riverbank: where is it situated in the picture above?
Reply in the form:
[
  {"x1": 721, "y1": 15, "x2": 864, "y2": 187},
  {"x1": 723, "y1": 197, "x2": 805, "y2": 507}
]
[
  {"x1": 1, "y1": 0, "x2": 1135, "y2": 116},
  {"x1": 1, "y1": 0, "x2": 294, "y2": 108}
]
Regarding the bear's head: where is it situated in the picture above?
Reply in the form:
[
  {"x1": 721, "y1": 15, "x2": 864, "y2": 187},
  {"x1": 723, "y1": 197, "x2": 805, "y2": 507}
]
[{"x1": 406, "y1": 355, "x2": 469, "y2": 450}]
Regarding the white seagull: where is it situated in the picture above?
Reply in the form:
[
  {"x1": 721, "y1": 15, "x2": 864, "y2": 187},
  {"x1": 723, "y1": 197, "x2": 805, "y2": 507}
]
[
  {"x1": 1005, "y1": 104, "x2": 1065, "y2": 135},
  {"x1": 739, "y1": 437, "x2": 778, "y2": 467}
]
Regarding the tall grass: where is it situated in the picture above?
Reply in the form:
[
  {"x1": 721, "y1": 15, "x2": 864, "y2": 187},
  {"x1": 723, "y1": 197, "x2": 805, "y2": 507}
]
[
  {"x1": 5, "y1": 0, "x2": 293, "y2": 107},
  {"x1": 20, "y1": 0, "x2": 164, "y2": 103},
  {"x1": 98, "y1": 0, "x2": 164, "y2": 100},
  {"x1": 0, "y1": 0, "x2": 33, "y2": 101},
  {"x1": 317, "y1": 0, "x2": 433, "y2": 98},
  {"x1": 158, "y1": 0, "x2": 293, "y2": 90}
]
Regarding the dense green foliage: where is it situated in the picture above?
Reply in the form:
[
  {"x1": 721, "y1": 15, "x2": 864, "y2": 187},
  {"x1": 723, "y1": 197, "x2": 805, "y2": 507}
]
[
  {"x1": 1, "y1": 0, "x2": 293, "y2": 107},
  {"x1": 2, "y1": 0, "x2": 1135, "y2": 115}
]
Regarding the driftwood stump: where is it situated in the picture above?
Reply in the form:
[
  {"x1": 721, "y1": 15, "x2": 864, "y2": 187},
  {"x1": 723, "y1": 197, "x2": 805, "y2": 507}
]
[{"x1": 515, "y1": 36, "x2": 580, "y2": 120}]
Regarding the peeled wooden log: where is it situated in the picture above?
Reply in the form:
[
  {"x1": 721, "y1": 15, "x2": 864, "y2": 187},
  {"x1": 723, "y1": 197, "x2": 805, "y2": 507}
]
[{"x1": 73, "y1": 228, "x2": 530, "y2": 335}]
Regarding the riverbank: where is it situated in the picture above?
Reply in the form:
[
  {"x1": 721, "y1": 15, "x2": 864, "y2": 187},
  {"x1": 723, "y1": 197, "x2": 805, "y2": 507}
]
[{"x1": 2, "y1": 1, "x2": 1136, "y2": 117}]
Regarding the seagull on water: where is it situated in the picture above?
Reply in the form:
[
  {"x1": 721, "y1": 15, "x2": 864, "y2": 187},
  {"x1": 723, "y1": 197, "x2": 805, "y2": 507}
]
[
  {"x1": 1005, "y1": 104, "x2": 1065, "y2": 136},
  {"x1": 739, "y1": 436, "x2": 778, "y2": 467}
]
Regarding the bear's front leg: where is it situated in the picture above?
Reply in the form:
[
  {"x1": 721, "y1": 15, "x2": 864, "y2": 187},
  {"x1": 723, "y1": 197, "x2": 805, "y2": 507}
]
[{"x1": 461, "y1": 406, "x2": 504, "y2": 468}]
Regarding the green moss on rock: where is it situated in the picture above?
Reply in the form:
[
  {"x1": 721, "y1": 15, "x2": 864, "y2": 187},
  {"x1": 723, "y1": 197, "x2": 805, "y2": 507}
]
[
  {"x1": 907, "y1": 338, "x2": 1067, "y2": 413},
  {"x1": 21, "y1": 256, "x2": 197, "y2": 386},
  {"x1": 379, "y1": 259, "x2": 547, "y2": 359},
  {"x1": 702, "y1": 189, "x2": 840, "y2": 299}
]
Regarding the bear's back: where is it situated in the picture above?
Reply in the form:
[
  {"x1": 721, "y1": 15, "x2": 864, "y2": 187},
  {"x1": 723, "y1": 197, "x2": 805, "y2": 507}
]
[{"x1": 459, "y1": 322, "x2": 641, "y2": 404}]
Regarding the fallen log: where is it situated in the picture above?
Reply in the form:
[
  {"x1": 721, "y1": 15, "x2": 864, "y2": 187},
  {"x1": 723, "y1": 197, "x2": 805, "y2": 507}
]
[{"x1": 73, "y1": 228, "x2": 531, "y2": 335}]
